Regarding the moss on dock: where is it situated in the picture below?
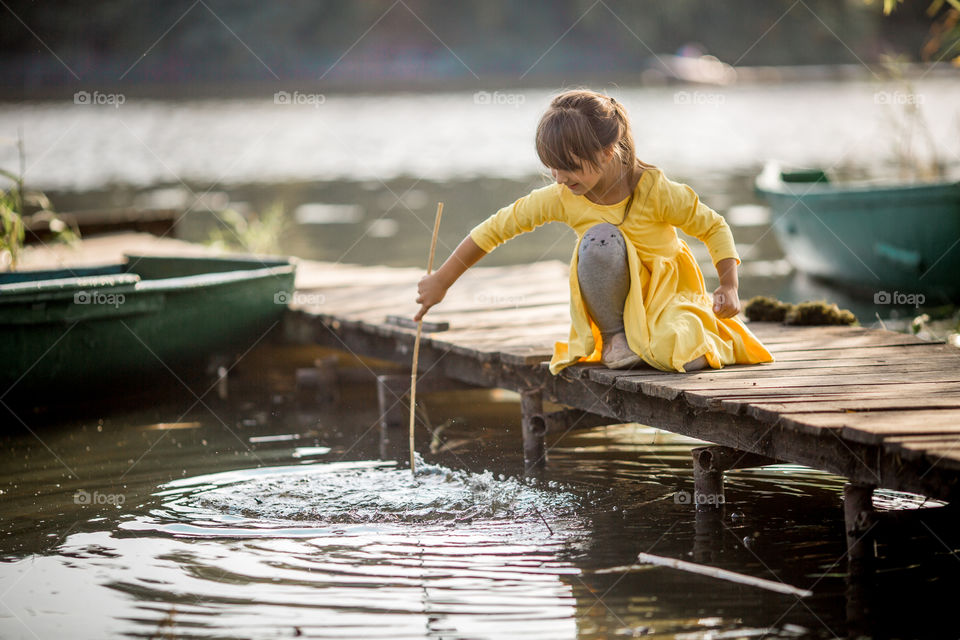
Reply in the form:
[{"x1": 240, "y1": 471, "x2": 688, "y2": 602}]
[
  {"x1": 745, "y1": 296, "x2": 857, "y2": 326},
  {"x1": 743, "y1": 296, "x2": 792, "y2": 322}
]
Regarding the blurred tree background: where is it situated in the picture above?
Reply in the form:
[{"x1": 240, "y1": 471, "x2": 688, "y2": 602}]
[{"x1": 0, "y1": 0, "x2": 949, "y2": 97}]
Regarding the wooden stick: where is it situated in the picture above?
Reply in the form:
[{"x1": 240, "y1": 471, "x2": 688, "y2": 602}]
[
  {"x1": 409, "y1": 202, "x2": 444, "y2": 474},
  {"x1": 595, "y1": 552, "x2": 813, "y2": 598}
]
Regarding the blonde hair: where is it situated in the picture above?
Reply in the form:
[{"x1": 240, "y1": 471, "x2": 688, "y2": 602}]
[{"x1": 535, "y1": 89, "x2": 638, "y2": 174}]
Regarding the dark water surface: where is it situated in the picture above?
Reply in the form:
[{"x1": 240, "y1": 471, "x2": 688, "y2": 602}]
[{"x1": 2, "y1": 345, "x2": 957, "y2": 639}]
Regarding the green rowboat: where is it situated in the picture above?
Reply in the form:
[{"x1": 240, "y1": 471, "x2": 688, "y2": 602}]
[
  {"x1": 755, "y1": 166, "x2": 960, "y2": 302},
  {"x1": 0, "y1": 254, "x2": 296, "y2": 403}
]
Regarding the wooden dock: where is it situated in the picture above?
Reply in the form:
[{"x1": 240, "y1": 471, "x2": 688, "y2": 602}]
[
  {"x1": 20, "y1": 233, "x2": 960, "y2": 561},
  {"x1": 289, "y1": 256, "x2": 960, "y2": 501},
  {"x1": 286, "y1": 251, "x2": 960, "y2": 569}
]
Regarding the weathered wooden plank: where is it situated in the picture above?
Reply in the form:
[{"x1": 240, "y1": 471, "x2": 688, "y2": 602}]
[
  {"x1": 434, "y1": 331, "x2": 560, "y2": 362},
  {"x1": 588, "y1": 368, "x2": 653, "y2": 385},
  {"x1": 417, "y1": 265, "x2": 567, "y2": 304},
  {"x1": 427, "y1": 309, "x2": 569, "y2": 332},
  {"x1": 765, "y1": 337, "x2": 938, "y2": 352},
  {"x1": 499, "y1": 350, "x2": 555, "y2": 366},
  {"x1": 368, "y1": 308, "x2": 568, "y2": 338},
  {"x1": 731, "y1": 356, "x2": 957, "y2": 371},
  {"x1": 429, "y1": 302, "x2": 568, "y2": 323},
  {"x1": 680, "y1": 382, "x2": 960, "y2": 410},
  {"x1": 881, "y1": 436, "x2": 960, "y2": 469},
  {"x1": 383, "y1": 315, "x2": 449, "y2": 332},
  {"x1": 770, "y1": 410, "x2": 960, "y2": 445},
  {"x1": 882, "y1": 434, "x2": 960, "y2": 445},
  {"x1": 296, "y1": 259, "x2": 568, "y2": 318},
  {"x1": 457, "y1": 287, "x2": 563, "y2": 307},
  {"x1": 637, "y1": 374, "x2": 960, "y2": 404},
  {"x1": 607, "y1": 361, "x2": 955, "y2": 393},
  {"x1": 748, "y1": 322, "x2": 918, "y2": 338},
  {"x1": 768, "y1": 344, "x2": 954, "y2": 360},
  {"x1": 310, "y1": 290, "x2": 560, "y2": 322},
  {"x1": 295, "y1": 295, "x2": 418, "y2": 318},
  {"x1": 429, "y1": 324, "x2": 567, "y2": 348},
  {"x1": 719, "y1": 392, "x2": 960, "y2": 417},
  {"x1": 755, "y1": 328, "x2": 926, "y2": 348},
  {"x1": 883, "y1": 433, "x2": 960, "y2": 459},
  {"x1": 746, "y1": 323, "x2": 899, "y2": 340},
  {"x1": 553, "y1": 345, "x2": 956, "y2": 373},
  {"x1": 743, "y1": 397, "x2": 960, "y2": 423}
]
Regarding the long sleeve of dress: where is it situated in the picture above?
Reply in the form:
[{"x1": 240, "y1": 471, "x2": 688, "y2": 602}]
[
  {"x1": 469, "y1": 183, "x2": 565, "y2": 253},
  {"x1": 655, "y1": 178, "x2": 740, "y2": 266}
]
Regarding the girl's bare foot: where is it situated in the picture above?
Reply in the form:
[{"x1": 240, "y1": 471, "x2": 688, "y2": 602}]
[{"x1": 602, "y1": 332, "x2": 643, "y2": 369}]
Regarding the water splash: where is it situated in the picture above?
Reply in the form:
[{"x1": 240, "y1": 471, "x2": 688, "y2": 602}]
[{"x1": 135, "y1": 456, "x2": 580, "y2": 535}]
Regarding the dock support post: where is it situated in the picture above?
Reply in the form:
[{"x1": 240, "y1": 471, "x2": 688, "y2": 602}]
[
  {"x1": 843, "y1": 483, "x2": 876, "y2": 633},
  {"x1": 692, "y1": 448, "x2": 724, "y2": 510},
  {"x1": 521, "y1": 389, "x2": 546, "y2": 472},
  {"x1": 376, "y1": 374, "x2": 410, "y2": 431},
  {"x1": 376, "y1": 374, "x2": 410, "y2": 461},
  {"x1": 693, "y1": 508, "x2": 723, "y2": 564},
  {"x1": 376, "y1": 371, "x2": 480, "y2": 461},
  {"x1": 691, "y1": 446, "x2": 778, "y2": 509},
  {"x1": 843, "y1": 483, "x2": 876, "y2": 566},
  {"x1": 295, "y1": 356, "x2": 340, "y2": 404},
  {"x1": 206, "y1": 355, "x2": 233, "y2": 400}
]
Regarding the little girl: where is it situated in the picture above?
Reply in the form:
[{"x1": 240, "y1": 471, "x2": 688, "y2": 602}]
[{"x1": 415, "y1": 89, "x2": 773, "y2": 373}]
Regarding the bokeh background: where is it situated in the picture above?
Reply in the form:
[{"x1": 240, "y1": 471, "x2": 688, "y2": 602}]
[{"x1": 2, "y1": 0, "x2": 958, "y2": 319}]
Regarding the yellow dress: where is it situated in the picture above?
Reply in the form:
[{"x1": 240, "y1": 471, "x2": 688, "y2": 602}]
[{"x1": 469, "y1": 166, "x2": 774, "y2": 374}]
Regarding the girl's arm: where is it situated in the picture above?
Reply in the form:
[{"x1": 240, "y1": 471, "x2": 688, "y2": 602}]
[
  {"x1": 415, "y1": 184, "x2": 564, "y2": 321},
  {"x1": 655, "y1": 177, "x2": 742, "y2": 319},
  {"x1": 713, "y1": 257, "x2": 740, "y2": 319},
  {"x1": 414, "y1": 235, "x2": 487, "y2": 321}
]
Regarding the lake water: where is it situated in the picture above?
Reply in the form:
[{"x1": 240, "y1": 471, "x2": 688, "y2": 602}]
[
  {"x1": 2, "y1": 344, "x2": 956, "y2": 639},
  {"x1": 3, "y1": 79, "x2": 959, "y2": 190},
  {"x1": 2, "y1": 81, "x2": 959, "y2": 638}
]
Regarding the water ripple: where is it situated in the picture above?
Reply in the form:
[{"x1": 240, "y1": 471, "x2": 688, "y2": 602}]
[{"x1": 127, "y1": 457, "x2": 582, "y2": 537}]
